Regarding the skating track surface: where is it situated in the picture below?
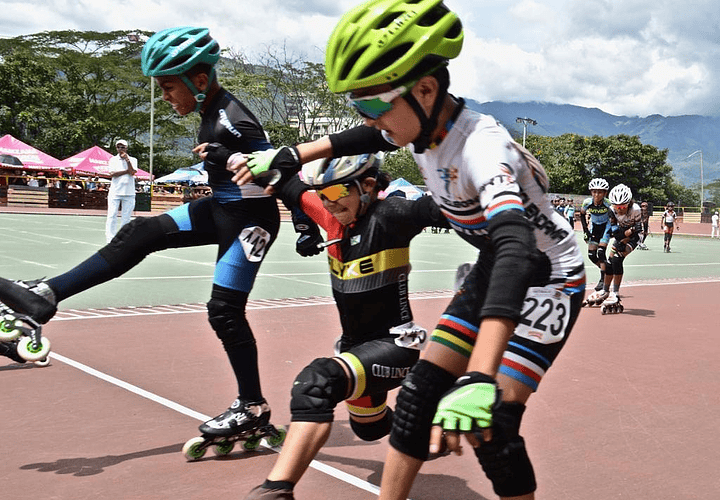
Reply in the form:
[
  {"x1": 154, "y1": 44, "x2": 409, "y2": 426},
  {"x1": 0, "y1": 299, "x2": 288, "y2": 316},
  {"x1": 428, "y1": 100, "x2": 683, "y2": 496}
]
[{"x1": 2, "y1": 212, "x2": 720, "y2": 499}]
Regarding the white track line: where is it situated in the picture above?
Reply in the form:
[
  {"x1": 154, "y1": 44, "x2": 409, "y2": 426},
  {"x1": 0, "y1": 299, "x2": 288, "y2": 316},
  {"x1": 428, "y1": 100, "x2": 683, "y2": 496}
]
[
  {"x1": 46, "y1": 298, "x2": 398, "y2": 497},
  {"x1": 42, "y1": 281, "x2": 720, "y2": 497}
]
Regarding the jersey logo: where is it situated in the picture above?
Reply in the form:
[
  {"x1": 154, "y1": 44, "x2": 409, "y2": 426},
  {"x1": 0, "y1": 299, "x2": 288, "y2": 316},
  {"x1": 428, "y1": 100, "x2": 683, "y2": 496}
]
[{"x1": 219, "y1": 109, "x2": 243, "y2": 139}]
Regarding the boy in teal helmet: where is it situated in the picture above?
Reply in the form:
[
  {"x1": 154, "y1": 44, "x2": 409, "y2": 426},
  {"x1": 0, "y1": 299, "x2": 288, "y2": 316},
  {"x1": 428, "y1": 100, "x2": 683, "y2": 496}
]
[
  {"x1": 231, "y1": 1, "x2": 585, "y2": 499},
  {"x1": 0, "y1": 27, "x2": 322, "y2": 452}
]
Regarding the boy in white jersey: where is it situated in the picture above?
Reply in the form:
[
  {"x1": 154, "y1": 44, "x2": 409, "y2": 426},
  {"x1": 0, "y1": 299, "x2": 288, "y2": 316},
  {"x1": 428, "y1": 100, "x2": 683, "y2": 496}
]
[{"x1": 230, "y1": 1, "x2": 585, "y2": 499}]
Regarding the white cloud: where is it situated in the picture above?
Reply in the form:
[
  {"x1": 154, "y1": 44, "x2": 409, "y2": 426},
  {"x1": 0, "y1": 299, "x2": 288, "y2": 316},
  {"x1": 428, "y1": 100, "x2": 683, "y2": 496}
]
[{"x1": 1, "y1": 0, "x2": 719, "y2": 117}]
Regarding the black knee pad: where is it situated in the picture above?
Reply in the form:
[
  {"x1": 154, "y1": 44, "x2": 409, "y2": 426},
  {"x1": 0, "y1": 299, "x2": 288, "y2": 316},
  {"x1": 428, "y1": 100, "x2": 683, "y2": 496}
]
[
  {"x1": 290, "y1": 357, "x2": 348, "y2": 423},
  {"x1": 207, "y1": 297, "x2": 253, "y2": 349},
  {"x1": 587, "y1": 249, "x2": 599, "y2": 265},
  {"x1": 389, "y1": 359, "x2": 457, "y2": 461},
  {"x1": 474, "y1": 402, "x2": 536, "y2": 497},
  {"x1": 610, "y1": 255, "x2": 624, "y2": 275},
  {"x1": 350, "y1": 408, "x2": 393, "y2": 442},
  {"x1": 99, "y1": 215, "x2": 176, "y2": 272},
  {"x1": 596, "y1": 246, "x2": 606, "y2": 263}
]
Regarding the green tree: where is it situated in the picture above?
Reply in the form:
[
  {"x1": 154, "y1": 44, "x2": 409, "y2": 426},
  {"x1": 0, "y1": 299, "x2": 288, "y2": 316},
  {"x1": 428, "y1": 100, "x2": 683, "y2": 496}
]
[
  {"x1": 0, "y1": 30, "x2": 188, "y2": 176},
  {"x1": 524, "y1": 133, "x2": 689, "y2": 206},
  {"x1": 383, "y1": 148, "x2": 424, "y2": 185}
]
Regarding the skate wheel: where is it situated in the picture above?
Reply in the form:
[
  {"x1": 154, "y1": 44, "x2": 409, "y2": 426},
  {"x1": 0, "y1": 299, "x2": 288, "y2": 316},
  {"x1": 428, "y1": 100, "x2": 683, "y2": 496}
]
[
  {"x1": 182, "y1": 436, "x2": 207, "y2": 461},
  {"x1": 213, "y1": 439, "x2": 235, "y2": 456},
  {"x1": 241, "y1": 436, "x2": 261, "y2": 451},
  {"x1": 618, "y1": 305, "x2": 624, "y2": 313},
  {"x1": 34, "y1": 357, "x2": 51, "y2": 367},
  {"x1": 17, "y1": 336, "x2": 51, "y2": 362},
  {"x1": 0, "y1": 315, "x2": 21, "y2": 341},
  {"x1": 265, "y1": 425, "x2": 287, "y2": 447},
  {"x1": 601, "y1": 306, "x2": 607, "y2": 315}
]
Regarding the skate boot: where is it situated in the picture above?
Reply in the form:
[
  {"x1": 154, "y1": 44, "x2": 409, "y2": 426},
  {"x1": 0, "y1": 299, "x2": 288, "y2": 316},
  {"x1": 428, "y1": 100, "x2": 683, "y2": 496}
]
[
  {"x1": 582, "y1": 289, "x2": 608, "y2": 307},
  {"x1": 600, "y1": 292, "x2": 624, "y2": 314},
  {"x1": 182, "y1": 399, "x2": 286, "y2": 461},
  {"x1": 244, "y1": 484, "x2": 295, "y2": 500},
  {"x1": 637, "y1": 242, "x2": 648, "y2": 250},
  {"x1": 0, "y1": 340, "x2": 26, "y2": 363},
  {"x1": 594, "y1": 276, "x2": 605, "y2": 291},
  {"x1": 0, "y1": 278, "x2": 57, "y2": 324},
  {"x1": 0, "y1": 303, "x2": 51, "y2": 364}
]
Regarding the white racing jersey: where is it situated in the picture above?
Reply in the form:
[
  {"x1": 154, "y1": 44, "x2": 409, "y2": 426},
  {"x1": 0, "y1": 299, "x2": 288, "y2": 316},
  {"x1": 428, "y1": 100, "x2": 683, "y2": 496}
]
[
  {"x1": 612, "y1": 203, "x2": 643, "y2": 230},
  {"x1": 412, "y1": 108, "x2": 585, "y2": 292}
]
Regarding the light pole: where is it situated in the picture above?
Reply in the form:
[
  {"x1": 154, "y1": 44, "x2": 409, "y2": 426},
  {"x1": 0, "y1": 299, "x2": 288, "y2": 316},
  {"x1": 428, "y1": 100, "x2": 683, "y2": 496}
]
[
  {"x1": 686, "y1": 150, "x2": 703, "y2": 211},
  {"x1": 128, "y1": 33, "x2": 154, "y2": 194},
  {"x1": 516, "y1": 117, "x2": 537, "y2": 147}
]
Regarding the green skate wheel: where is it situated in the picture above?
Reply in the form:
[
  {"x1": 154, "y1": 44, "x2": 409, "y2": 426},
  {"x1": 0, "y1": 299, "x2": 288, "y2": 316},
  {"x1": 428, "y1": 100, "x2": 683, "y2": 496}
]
[
  {"x1": 182, "y1": 436, "x2": 207, "y2": 461},
  {"x1": 266, "y1": 426, "x2": 287, "y2": 447},
  {"x1": 213, "y1": 439, "x2": 235, "y2": 456},
  {"x1": 17, "y1": 336, "x2": 51, "y2": 362},
  {"x1": 241, "y1": 436, "x2": 261, "y2": 451}
]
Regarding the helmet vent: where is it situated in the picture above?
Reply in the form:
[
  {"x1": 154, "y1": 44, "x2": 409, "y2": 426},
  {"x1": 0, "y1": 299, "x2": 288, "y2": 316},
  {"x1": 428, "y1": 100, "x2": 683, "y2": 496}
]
[
  {"x1": 417, "y1": 5, "x2": 447, "y2": 27},
  {"x1": 340, "y1": 48, "x2": 366, "y2": 81},
  {"x1": 361, "y1": 43, "x2": 413, "y2": 80}
]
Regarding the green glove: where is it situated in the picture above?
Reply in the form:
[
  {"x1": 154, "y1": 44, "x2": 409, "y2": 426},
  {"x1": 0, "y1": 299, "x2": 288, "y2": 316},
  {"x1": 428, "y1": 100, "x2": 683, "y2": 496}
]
[
  {"x1": 432, "y1": 372, "x2": 500, "y2": 432},
  {"x1": 246, "y1": 146, "x2": 301, "y2": 187}
]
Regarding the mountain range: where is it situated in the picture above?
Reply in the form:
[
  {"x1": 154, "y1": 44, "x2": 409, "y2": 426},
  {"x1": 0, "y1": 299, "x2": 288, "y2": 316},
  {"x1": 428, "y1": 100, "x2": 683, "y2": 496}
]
[{"x1": 465, "y1": 100, "x2": 720, "y2": 188}]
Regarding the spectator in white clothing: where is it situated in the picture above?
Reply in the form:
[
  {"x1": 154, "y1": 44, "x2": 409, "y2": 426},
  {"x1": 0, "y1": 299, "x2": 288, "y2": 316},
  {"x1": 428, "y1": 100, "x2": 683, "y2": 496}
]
[{"x1": 106, "y1": 139, "x2": 138, "y2": 242}]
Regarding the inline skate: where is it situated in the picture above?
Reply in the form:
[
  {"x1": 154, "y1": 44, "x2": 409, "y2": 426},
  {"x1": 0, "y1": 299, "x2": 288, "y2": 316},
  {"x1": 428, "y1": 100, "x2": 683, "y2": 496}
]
[
  {"x1": 582, "y1": 289, "x2": 608, "y2": 307},
  {"x1": 0, "y1": 304, "x2": 51, "y2": 365},
  {"x1": 600, "y1": 292, "x2": 624, "y2": 314},
  {"x1": 182, "y1": 398, "x2": 286, "y2": 461}
]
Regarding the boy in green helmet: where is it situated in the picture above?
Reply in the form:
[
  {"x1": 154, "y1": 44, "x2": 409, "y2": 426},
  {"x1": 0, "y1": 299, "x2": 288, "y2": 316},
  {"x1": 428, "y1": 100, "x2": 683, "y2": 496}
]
[{"x1": 231, "y1": 1, "x2": 586, "y2": 499}]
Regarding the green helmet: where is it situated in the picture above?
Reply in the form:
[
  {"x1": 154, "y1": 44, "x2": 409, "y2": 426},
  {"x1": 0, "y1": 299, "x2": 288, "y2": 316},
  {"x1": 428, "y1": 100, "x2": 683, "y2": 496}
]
[
  {"x1": 141, "y1": 27, "x2": 220, "y2": 77},
  {"x1": 325, "y1": 0, "x2": 463, "y2": 93}
]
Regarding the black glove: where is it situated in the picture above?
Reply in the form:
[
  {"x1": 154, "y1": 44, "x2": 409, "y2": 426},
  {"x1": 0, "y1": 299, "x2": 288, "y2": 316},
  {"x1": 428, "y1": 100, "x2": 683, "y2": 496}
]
[
  {"x1": 246, "y1": 146, "x2": 302, "y2": 188},
  {"x1": 202, "y1": 142, "x2": 232, "y2": 173},
  {"x1": 584, "y1": 231, "x2": 591, "y2": 242},
  {"x1": 290, "y1": 206, "x2": 324, "y2": 257},
  {"x1": 295, "y1": 226, "x2": 324, "y2": 257}
]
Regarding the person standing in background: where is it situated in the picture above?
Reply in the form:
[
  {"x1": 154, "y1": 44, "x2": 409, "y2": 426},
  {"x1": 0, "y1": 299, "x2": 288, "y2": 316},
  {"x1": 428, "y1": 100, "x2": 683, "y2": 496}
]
[
  {"x1": 711, "y1": 210, "x2": 719, "y2": 239},
  {"x1": 564, "y1": 199, "x2": 576, "y2": 230},
  {"x1": 106, "y1": 139, "x2": 137, "y2": 243}
]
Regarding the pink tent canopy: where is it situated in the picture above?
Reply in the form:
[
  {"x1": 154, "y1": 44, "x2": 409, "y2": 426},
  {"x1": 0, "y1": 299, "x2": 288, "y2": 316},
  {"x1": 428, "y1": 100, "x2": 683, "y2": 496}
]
[
  {"x1": 0, "y1": 134, "x2": 66, "y2": 171},
  {"x1": 62, "y1": 145, "x2": 152, "y2": 180}
]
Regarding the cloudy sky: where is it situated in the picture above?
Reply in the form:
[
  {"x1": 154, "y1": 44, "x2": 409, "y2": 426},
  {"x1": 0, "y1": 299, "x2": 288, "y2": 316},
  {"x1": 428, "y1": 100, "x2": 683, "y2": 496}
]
[{"x1": 2, "y1": 0, "x2": 719, "y2": 118}]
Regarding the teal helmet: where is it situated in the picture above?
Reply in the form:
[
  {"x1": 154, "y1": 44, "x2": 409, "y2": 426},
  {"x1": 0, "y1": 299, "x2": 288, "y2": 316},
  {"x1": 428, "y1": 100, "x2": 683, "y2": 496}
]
[
  {"x1": 141, "y1": 27, "x2": 220, "y2": 77},
  {"x1": 141, "y1": 27, "x2": 220, "y2": 111}
]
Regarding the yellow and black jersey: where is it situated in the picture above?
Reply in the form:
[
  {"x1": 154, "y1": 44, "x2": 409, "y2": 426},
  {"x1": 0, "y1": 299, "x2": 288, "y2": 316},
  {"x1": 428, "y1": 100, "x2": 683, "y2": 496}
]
[{"x1": 299, "y1": 193, "x2": 448, "y2": 345}]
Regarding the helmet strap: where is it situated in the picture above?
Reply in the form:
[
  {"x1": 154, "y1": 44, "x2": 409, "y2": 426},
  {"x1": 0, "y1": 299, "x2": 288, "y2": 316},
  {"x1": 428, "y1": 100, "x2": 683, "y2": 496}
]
[
  {"x1": 403, "y1": 85, "x2": 448, "y2": 154},
  {"x1": 181, "y1": 67, "x2": 216, "y2": 112}
]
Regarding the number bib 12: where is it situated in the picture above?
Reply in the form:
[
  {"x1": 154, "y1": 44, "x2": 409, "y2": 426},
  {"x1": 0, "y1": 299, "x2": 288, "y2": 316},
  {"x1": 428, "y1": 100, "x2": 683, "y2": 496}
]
[{"x1": 516, "y1": 286, "x2": 570, "y2": 345}]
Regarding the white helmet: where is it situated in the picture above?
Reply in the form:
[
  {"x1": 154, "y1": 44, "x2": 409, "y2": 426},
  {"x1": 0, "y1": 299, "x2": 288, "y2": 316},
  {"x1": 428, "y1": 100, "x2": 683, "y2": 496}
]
[
  {"x1": 609, "y1": 184, "x2": 632, "y2": 205},
  {"x1": 588, "y1": 178, "x2": 609, "y2": 191},
  {"x1": 302, "y1": 153, "x2": 383, "y2": 189}
]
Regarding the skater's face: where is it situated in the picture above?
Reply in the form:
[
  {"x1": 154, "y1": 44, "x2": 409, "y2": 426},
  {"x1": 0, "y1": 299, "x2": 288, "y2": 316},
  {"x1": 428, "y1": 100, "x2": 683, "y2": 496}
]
[
  {"x1": 319, "y1": 178, "x2": 375, "y2": 226},
  {"x1": 614, "y1": 202, "x2": 629, "y2": 215},
  {"x1": 351, "y1": 77, "x2": 439, "y2": 148},
  {"x1": 155, "y1": 74, "x2": 208, "y2": 116},
  {"x1": 590, "y1": 189, "x2": 606, "y2": 204}
]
